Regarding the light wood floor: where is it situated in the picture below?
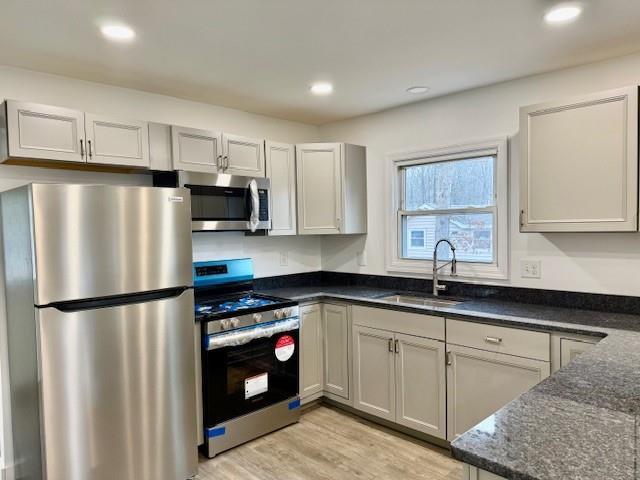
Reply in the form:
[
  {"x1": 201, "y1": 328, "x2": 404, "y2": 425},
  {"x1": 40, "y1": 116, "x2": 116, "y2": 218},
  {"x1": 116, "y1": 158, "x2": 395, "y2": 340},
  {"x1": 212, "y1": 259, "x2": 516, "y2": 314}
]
[{"x1": 198, "y1": 404, "x2": 461, "y2": 480}]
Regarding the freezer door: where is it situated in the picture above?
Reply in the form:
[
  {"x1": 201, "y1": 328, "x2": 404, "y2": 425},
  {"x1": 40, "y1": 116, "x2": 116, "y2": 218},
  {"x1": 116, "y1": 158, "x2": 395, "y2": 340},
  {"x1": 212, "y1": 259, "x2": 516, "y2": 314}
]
[
  {"x1": 36, "y1": 289, "x2": 197, "y2": 480},
  {"x1": 29, "y1": 184, "x2": 192, "y2": 305}
]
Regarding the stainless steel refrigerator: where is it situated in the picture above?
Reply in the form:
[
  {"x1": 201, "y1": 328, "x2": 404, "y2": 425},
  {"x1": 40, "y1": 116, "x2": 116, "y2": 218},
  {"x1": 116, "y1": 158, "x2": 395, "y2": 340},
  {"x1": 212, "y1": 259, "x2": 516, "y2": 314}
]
[{"x1": 0, "y1": 184, "x2": 197, "y2": 480}]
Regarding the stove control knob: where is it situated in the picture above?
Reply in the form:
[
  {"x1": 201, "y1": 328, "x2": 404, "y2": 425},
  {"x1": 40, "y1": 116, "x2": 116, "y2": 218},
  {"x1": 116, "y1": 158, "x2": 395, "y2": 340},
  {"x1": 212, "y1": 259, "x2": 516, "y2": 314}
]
[
  {"x1": 219, "y1": 319, "x2": 231, "y2": 330},
  {"x1": 283, "y1": 308, "x2": 292, "y2": 318},
  {"x1": 274, "y1": 309, "x2": 284, "y2": 320},
  {"x1": 253, "y1": 313, "x2": 263, "y2": 324},
  {"x1": 230, "y1": 318, "x2": 240, "y2": 328}
]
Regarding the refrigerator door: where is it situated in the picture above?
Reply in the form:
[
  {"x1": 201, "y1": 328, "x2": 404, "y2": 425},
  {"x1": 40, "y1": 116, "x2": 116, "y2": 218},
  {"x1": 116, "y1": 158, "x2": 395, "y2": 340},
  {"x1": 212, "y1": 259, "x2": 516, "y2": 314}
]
[
  {"x1": 29, "y1": 184, "x2": 192, "y2": 306},
  {"x1": 36, "y1": 289, "x2": 197, "y2": 480}
]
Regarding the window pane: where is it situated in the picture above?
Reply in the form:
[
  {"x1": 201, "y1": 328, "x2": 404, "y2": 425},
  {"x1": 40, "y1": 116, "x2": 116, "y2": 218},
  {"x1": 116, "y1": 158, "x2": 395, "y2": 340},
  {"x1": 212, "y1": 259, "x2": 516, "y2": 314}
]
[
  {"x1": 410, "y1": 230, "x2": 425, "y2": 247},
  {"x1": 402, "y1": 213, "x2": 494, "y2": 263},
  {"x1": 404, "y1": 156, "x2": 494, "y2": 210}
]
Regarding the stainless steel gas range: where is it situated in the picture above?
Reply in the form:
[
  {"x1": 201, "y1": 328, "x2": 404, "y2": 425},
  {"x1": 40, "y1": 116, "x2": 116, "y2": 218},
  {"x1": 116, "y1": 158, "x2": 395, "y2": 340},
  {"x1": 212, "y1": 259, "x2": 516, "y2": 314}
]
[{"x1": 194, "y1": 258, "x2": 300, "y2": 458}]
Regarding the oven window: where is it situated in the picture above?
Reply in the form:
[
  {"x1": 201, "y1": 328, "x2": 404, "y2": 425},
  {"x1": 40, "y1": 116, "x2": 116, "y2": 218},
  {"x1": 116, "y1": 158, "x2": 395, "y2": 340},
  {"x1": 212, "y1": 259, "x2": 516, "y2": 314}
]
[
  {"x1": 187, "y1": 185, "x2": 249, "y2": 221},
  {"x1": 203, "y1": 329, "x2": 299, "y2": 426}
]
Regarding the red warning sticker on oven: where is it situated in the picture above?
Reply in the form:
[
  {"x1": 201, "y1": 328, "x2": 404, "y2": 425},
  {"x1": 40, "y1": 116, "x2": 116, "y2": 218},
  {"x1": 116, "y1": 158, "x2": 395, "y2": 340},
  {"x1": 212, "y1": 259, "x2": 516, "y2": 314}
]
[{"x1": 275, "y1": 335, "x2": 295, "y2": 362}]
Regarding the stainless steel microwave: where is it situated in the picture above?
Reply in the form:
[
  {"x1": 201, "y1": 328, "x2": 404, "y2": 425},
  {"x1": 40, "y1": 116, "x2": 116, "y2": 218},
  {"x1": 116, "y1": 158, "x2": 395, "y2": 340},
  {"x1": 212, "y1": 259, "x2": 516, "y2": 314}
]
[{"x1": 154, "y1": 171, "x2": 271, "y2": 232}]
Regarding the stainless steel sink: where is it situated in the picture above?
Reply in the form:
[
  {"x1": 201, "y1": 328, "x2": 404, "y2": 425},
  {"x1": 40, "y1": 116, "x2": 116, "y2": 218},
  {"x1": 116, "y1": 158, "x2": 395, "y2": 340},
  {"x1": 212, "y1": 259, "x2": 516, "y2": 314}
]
[{"x1": 379, "y1": 294, "x2": 462, "y2": 308}]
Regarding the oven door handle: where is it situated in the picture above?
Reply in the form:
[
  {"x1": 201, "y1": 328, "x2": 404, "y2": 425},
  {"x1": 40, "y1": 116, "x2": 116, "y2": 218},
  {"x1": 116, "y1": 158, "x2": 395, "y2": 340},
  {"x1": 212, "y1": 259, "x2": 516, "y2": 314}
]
[{"x1": 205, "y1": 318, "x2": 299, "y2": 350}]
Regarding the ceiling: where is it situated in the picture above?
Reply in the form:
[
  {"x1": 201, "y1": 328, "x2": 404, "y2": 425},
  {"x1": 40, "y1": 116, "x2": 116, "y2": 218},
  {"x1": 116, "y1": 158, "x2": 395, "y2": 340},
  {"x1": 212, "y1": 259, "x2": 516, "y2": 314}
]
[{"x1": 2, "y1": 0, "x2": 640, "y2": 125}]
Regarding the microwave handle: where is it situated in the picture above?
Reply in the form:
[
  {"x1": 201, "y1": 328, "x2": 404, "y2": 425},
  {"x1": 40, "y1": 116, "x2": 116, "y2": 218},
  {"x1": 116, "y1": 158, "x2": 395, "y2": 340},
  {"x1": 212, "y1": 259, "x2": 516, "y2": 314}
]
[{"x1": 249, "y1": 179, "x2": 260, "y2": 231}]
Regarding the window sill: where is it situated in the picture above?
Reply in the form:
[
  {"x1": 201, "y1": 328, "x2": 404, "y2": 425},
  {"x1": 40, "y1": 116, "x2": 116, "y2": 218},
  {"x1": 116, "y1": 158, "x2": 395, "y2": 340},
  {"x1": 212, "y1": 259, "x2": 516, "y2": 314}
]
[{"x1": 386, "y1": 257, "x2": 509, "y2": 281}]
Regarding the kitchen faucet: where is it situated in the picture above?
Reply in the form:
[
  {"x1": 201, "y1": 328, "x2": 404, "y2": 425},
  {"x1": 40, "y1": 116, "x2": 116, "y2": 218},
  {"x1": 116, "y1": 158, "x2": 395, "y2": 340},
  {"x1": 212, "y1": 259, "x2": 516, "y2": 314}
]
[{"x1": 432, "y1": 239, "x2": 457, "y2": 296}]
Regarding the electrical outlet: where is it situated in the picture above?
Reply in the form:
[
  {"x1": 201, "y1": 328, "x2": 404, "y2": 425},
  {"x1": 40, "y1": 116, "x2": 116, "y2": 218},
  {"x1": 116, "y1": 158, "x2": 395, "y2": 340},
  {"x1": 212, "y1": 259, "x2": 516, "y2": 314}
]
[
  {"x1": 358, "y1": 250, "x2": 367, "y2": 267},
  {"x1": 520, "y1": 259, "x2": 541, "y2": 279},
  {"x1": 279, "y1": 251, "x2": 288, "y2": 267}
]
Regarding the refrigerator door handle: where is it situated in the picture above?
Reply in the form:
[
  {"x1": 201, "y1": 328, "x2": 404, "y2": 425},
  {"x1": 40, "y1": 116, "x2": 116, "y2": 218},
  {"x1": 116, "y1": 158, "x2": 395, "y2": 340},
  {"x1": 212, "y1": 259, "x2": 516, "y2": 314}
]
[{"x1": 48, "y1": 286, "x2": 191, "y2": 312}]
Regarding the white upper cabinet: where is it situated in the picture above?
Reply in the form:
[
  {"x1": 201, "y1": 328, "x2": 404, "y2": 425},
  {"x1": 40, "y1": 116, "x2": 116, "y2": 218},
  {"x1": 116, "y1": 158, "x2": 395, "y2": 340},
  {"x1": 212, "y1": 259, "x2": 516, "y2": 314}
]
[
  {"x1": 296, "y1": 142, "x2": 367, "y2": 235},
  {"x1": 520, "y1": 86, "x2": 639, "y2": 232},
  {"x1": 84, "y1": 114, "x2": 149, "y2": 168},
  {"x1": 266, "y1": 141, "x2": 297, "y2": 236},
  {"x1": 3, "y1": 100, "x2": 86, "y2": 163},
  {"x1": 1, "y1": 100, "x2": 149, "y2": 168},
  {"x1": 222, "y1": 133, "x2": 265, "y2": 177},
  {"x1": 171, "y1": 125, "x2": 223, "y2": 173},
  {"x1": 170, "y1": 128, "x2": 265, "y2": 176}
]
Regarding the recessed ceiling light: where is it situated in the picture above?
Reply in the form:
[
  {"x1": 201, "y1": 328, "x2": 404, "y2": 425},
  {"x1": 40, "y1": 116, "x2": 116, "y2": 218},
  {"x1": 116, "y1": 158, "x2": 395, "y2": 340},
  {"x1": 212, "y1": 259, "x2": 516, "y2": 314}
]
[
  {"x1": 100, "y1": 23, "x2": 136, "y2": 42},
  {"x1": 544, "y1": 4, "x2": 582, "y2": 24},
  {"x1": 310, "y1": 82, "x2": 333, "y2": 95},
  {"x1": 406, "y1": 86, "x2": 430, "y2": 94}
]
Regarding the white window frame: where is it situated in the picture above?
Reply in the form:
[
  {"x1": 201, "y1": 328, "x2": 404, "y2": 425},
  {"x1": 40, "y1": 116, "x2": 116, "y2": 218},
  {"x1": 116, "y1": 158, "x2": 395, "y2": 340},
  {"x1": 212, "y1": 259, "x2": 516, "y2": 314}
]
[
  {"x1": 386, "y1": 137, "x2": 509, "y2": 280},
  {"x1": 408, "y1": 228, "x2": 427, "y2": 248}
]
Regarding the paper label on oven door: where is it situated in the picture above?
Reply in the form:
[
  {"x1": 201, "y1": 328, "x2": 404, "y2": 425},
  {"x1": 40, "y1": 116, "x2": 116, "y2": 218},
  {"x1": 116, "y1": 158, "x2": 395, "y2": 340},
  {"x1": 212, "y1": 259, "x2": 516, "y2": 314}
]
[
  {"x1": 245, "y1": 373, "x2": 268, "y2": 399},
  {"x1": 275, "y1": 335, "x2": 295, "y2": 362}
]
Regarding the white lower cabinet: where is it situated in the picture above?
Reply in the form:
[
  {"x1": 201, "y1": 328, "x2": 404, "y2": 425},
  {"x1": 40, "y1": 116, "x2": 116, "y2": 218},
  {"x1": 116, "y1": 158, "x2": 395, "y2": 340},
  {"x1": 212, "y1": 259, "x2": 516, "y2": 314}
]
[
  {"x1": 446, "y1": 344, "x2": 550, "y2": 441},
  {"x1": 353, "y1": 321, "x2": 446, "y2": 439},
  {"x1": 463, "y1": 464, "x2": 507, "y2": 480},
  {"x1": 551, "y1": 332, "x2": 599, "y2": 373},
  {"x1": 299, "y1": 304, "x2": 323, "y2": 403},
  {"x1": 395, "y1": 333, "x2": 446, "y2": 438},
  {"x1": 322, "y1": 304, "x2": 350, "y2": 402},
  {"x1": 353, "y1": 325, "x2": 396, "y2": 421}
]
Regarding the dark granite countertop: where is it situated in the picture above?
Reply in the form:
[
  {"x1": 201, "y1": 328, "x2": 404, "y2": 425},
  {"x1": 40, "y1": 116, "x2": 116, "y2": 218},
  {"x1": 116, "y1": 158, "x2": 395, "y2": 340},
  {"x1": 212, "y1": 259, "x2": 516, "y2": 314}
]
[{"x1": 258, "y1": 284, "x2": 640, "y2": 480}]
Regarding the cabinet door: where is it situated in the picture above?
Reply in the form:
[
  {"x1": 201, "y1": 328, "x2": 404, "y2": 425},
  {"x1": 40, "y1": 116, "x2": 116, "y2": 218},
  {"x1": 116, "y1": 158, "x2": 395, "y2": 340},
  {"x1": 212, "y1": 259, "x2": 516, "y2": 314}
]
[
  {"x1": 395, "y1": 333, "x2": 446, "y2": 439},
  {"x1": 266, "y1": 141, "x2": 297, "y2": 235},
  {"x1": 463, "y1": 464, "x2": 507, "y2": 480},
  {"x1": 560, "y1": 339, "x2": 594, "y2": 369},
  {"x1": 222, "y1": 133, "x2": 265, "y2": 177},
  {"x1": 520, "y1": 86, "x2": 638, "y2": 232},
  {"x1": 551, "y1": 333, "x2": 598, "y2": 373},
  {"x1": 84, "y1": 114, "x2": 149, "y2": 168},
  {"x1": 353, "y1": 325, "x2": 395, "y2": 421},
  {"x1": 300, "y1": 304, "x2": 323, "y2": 403},
  {"x1": 447, "y1": 345, "x2": 550, "y2": 441},
  {"x1": 296, "y1": 143, "x2": 343, "y2": 235},
  {"x1": 6, "y1": 100, "x2": 85, "y2": 162},
  {"x1": 171, "y1": 125, "x2": 223, "y2": 173},
  {"x1": 322, "y1": 304, "x2": 349, "y2": 399}
]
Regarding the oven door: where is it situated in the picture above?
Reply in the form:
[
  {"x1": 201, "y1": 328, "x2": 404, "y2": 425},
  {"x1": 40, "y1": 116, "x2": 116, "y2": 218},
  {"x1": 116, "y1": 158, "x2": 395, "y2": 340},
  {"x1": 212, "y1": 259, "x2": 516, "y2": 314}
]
[
  {"x1": 202, "y1": 319, "x2": 299, "y2": 427},
  {"x1": 179, "y1": 172, "x2": 270, "y2": 231}
]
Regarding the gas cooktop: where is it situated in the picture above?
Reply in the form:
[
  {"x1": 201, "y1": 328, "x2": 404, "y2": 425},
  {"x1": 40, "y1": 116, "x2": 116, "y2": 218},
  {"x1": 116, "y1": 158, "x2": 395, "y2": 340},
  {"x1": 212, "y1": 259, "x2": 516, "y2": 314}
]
[{"x1": 195, "y1": 292, "x2": 293, "y2": 320}]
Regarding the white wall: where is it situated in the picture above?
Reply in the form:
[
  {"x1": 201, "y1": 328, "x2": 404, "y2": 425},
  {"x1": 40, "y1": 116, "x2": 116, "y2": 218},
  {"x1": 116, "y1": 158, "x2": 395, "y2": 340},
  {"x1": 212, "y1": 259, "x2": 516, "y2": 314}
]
[
  {"x1": 319, "y1": 51, "x2": 640, "y2": 296},
  {"x1": 0, "y1": 66, "x2": 322, "y2": 277}
]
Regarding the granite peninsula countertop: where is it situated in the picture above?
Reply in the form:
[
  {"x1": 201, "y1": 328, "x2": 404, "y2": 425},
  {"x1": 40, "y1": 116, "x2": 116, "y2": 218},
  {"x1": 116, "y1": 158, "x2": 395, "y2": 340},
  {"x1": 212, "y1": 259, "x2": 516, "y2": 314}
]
[{"x1": 258, "y1": 284, "x2": 640, "y2": 480}]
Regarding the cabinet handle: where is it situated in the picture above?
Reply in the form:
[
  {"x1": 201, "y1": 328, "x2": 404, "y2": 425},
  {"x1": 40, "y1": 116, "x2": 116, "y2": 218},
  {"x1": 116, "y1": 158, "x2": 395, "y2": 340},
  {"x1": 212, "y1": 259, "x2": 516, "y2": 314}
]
[
  {"x1": 394, "y1": 339, "x2": 399, "y2": 354},
  {"x1": 388, "y1": 339, "x2": 393, "y2": 353},
  {"x1": 484, "y1": 336, "x2": 503, "y2": 345},
  {"x1": 216, "y1": 155, "x2": 222, "y2": 170},
  {"x1": 446, "y1": 351, "x2": 453, "y2": 366},
  {"x1": 520, "y1": 210, "x2": 525, "y2": 227},
  {"x1": 87, "y1": 140, "x2": 93, "y2": 158},
  {"x1": 223, "y1": 155, "x2": 229, "y2": 169},
  {"x1": 80, "y1": 139, "x2": 85, "y2": 158}
]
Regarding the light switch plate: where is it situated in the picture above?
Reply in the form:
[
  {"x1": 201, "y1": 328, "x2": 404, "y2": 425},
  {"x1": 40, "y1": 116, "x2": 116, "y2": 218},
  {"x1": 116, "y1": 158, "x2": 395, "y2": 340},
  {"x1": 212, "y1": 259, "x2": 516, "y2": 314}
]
[
  {"x1": 279, "y1": 251, "x2": 288, "y2": 267},
  {"x1": 521, "y1": 259, "x2": 541, "y2": 278}
]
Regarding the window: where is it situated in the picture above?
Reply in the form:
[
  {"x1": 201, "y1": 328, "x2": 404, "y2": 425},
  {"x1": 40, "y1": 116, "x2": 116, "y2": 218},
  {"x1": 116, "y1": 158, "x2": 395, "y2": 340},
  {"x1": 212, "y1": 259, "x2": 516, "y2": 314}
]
[
  {"x1": 387, "y1": 138, "x2": 508, "y2": 280},
  {"x1": 409, "y1": 229, "x2": 426, "y2": 248}
]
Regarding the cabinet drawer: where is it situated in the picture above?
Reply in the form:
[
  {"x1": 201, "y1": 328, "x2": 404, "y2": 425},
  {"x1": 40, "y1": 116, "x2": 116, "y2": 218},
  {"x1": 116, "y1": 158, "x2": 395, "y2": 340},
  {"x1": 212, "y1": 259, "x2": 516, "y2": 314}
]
[
  {"x1": 447, "y1": 319, "x2": 549, "y2": 361},
  {"x1": 352, "y1": 306, "x2": 444, "y2": 341}
]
